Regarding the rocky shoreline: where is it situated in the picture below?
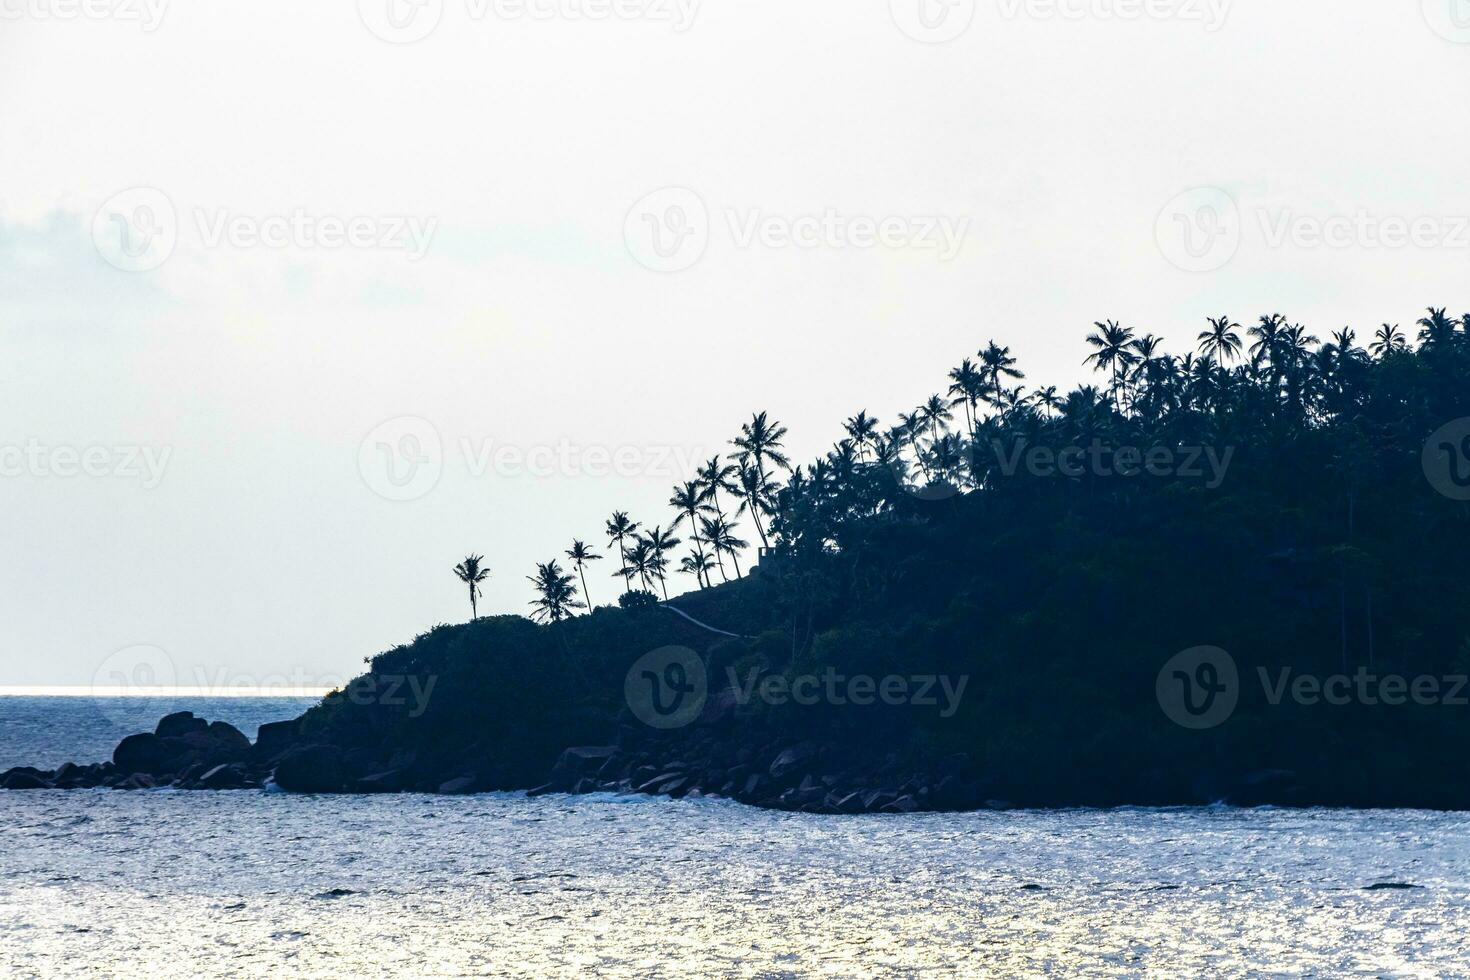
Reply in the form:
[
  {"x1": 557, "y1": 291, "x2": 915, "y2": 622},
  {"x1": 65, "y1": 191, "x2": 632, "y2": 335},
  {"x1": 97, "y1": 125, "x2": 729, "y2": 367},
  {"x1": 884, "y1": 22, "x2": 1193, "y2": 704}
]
[{"x1": 0, "y1": 708, "x2": 1308, "y2": 812}]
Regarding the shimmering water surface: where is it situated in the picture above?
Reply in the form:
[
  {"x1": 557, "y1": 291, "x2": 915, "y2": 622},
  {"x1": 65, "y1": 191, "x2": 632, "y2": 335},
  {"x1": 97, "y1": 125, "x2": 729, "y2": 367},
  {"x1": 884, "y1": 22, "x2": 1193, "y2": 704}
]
[{"x1": 2, "y1": 698, "x2": 1468, "y2": 977}]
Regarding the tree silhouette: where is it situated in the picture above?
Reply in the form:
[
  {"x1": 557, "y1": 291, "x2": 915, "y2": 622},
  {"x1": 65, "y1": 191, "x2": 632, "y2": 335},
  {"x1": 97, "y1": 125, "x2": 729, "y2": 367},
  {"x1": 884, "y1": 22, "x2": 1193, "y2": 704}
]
[
  {"x1": 1083, "y1": 320, "x2": 1138, "y2": 409},
  {"x1": 453, "y1": 555, "x2": 491, "y2": 621},
  {"x1": 527, "y1": 560, "x2": 584, "y2": 623},
  {"x1": 604, "y1": 512, "x2": 639, "y2": 590},
  {"x1": 1198, "y1": 315, "x2": 1243, "y2": 363},
  {"x1": 641, "y1": 525, "x2": 682, "y2": 599},
  {"x1": 564, "y1": 540, "x2": 602, "y2": 612}
]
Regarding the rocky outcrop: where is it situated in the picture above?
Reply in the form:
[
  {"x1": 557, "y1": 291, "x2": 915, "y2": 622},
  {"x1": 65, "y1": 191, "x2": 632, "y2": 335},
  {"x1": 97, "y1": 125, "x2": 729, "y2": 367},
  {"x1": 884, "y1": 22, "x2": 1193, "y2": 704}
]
[
  {"x1": 0, "y1": 711, "x2": 312, "y2": 792},
  {"x1": 271, "y1": 745, "x2": 346, "y2": 793},
  {"x1": 0, "y1": 706, "x2": 1317, "y2": 812}
]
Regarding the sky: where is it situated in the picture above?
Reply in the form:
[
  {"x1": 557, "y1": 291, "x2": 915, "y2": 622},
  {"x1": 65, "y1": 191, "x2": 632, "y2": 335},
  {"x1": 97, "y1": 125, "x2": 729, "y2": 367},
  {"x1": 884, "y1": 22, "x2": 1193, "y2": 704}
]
[{"x1": 2, "y1": 0, "x2": 1469, "y2": 689}]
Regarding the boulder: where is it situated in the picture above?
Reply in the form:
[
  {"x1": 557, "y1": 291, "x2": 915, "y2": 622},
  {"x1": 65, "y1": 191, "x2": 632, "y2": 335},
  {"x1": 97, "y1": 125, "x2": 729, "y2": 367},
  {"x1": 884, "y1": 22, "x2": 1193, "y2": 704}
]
[
  {"x1": 769, "y1": 744, "x2": 818, "y2": 782},
  {"x1": 271, "y1": 745, "x2": 345, "y2": 793},
  {"x1": 437, "y1": 776, "x2": 477, "y2": 795},
  {"x1": 113, "y1": 733, "x2": 184, "y2": 777},
  {"x1": 253, "y1": 720, "x2": 301, "y2": 760},
  {"x1": 355, "y1": 770, "x2": 407, "y2": 793},
  {"x1": 1, "y1": 769, "x2": 53, "y2": 790},
  {"x1": 882, "y1": 794, "x2": 920, "y2": 814},
  {"x1": 636, "y1": 771, "x2": 684, "y2": 794},
  {"x1": 207, "y1": 722, "x2": 253, "y2": 755},
  {"x1": 117, "y1": 773, "x2": 157, "y2": 790},
  {"x1": 156, "y1": 711, "x2": 209, "y2": 738},
  {"x1": 198, "y1": 763, "x2": 248, "y2": 790},
  {"x1": 554, "y1": 746, "x2": 619, "y2": 776}
]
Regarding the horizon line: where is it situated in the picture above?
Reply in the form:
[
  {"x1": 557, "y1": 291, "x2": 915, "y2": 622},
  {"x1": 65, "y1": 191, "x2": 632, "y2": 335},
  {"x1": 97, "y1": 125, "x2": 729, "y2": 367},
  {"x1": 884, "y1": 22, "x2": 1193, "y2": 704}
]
[{"x1": 0, "y1": 686, "x2": 331, "y2": 698}]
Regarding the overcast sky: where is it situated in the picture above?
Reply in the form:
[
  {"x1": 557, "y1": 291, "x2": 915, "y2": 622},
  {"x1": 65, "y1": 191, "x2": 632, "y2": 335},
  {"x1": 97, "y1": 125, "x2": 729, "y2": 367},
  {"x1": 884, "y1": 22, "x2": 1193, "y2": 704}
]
[{"x1": 3, "y1": 1, "x2": 1468, "y2": 688}]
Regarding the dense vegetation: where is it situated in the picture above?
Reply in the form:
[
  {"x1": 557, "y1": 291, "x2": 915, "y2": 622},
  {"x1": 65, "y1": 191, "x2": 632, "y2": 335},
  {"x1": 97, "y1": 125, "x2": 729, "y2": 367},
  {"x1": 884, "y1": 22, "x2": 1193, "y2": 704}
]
[{"x1": 303, "y1": 309, "x2": 1470, "y2": 808}]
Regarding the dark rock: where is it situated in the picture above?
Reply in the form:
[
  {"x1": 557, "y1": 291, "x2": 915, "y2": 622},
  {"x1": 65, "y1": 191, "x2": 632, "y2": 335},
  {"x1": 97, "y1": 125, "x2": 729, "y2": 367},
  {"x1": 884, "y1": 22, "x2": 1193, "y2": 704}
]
[
  {"x1": 882, "y1": 794, "x2": 919, "y2": 813},
  {"x1": 253, "y1": 720, "x2": 301, "y2": 760},
  {"x1": 863, "y1": 790, "x2": 895, "y2": 811},
  {"x1": 272, "y1": 745, "x2": 345, "y2": 793},
  {"x1": 198, "y1": 763, "x2": 248, "y2": 790},
  {"x1": 355, "y1": 770, "x2": 407, "y2": 793},
  {"x1": 697, "y1": 686, "x2": 741, "y2": 725},
  {"x1": 438, "y1": 776, "x2": 477, "y2": 795},
  {"x1": 207, "y1": 722, "x2": 252, "y2": 755},
  {"x1": 114, "y1": 733, "x2": 183, "y2": 776},
  {"x1": 1, "y1": 769, "x2": 53, "y2": 790},
  {"x1": 769, "y1": 744, "x2": 818, "y2": 782},
  {"x1": 554, "y1": 746, "x2": 619, "y2": 776},
  {"x1": 525, "y1": 782, "x2": 557, "y2": 797},
  {"x1": 832, "y1": 791, "x2": 867, "y2": 814},
  {"x1": 636, "y1": 772, "x2": 684, "y2": 794},
  {"x1": 117, "y1": 773, "x2": 157, "y2": 790},
  {"x1": 656, "y1": 777, "x2": 689, "y2": 798},
  {"x1": 156, "y1": 711, "x2": 209, "y2": 738}
]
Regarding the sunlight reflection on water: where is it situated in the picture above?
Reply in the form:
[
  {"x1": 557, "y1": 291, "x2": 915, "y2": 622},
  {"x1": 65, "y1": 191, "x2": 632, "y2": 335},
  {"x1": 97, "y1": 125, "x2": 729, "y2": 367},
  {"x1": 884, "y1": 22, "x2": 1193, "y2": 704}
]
[{"x1": 2, "y1": 791, "x2": 1468, "y2": 977}]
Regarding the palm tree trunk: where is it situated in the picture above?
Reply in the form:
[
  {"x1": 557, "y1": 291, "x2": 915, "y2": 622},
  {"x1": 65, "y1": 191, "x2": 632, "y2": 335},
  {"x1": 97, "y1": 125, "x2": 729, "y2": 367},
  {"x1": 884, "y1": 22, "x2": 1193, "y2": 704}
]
[
  {"x1": 469, "y1": 587, "x2": 477, "y2": 621},
  {"x1": 747, "y1": 495, "x2": 770, "y2": 550},
  {"x1": 577, "y1": 567, "x2": 591, "y2": 611}
]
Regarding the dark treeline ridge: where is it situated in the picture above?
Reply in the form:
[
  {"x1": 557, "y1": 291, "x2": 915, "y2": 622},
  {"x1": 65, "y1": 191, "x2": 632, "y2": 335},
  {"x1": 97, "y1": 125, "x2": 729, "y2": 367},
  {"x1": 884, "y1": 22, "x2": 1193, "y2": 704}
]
[
  {"x1": 279, "y1": 308, "x2": 1470, "y2": 810},
  {"x1": 11, "y1": 309, "x2": 1469, "y2": 808}
]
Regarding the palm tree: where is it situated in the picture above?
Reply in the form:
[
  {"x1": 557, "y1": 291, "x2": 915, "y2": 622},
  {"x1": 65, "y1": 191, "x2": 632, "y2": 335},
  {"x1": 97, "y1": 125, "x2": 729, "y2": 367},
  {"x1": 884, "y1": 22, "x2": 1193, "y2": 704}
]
[
  {"x1": 729, "y1": 411, "x2": 792, "y2": 490},
  {"x1": 697, "y1": 456, "x2": 738, "y2": 518},
  {"x1": 1033, "y1": 385, "x2": 1062, "y2": 417},
  {"x1": 1370, "y1": 324, "x2": 1406, "y2": 359},
  {"x1": 1083, "y1": 320, "x2": 1138, "y2": 409},
  {"x1": 604, "y1": 511, "x2": 639, "y2": 589},
  {"x1": 452, "y1": 555, "x2": 491, "y2": 621},
  {"x1": 669, "y1": 481, "x2": 713, "y2": 576},
  {"x1": 564, "y1": 540, "x2": 602, "y2": 612},
  {"x1": 843, "y1": 411, "x2": 879, "y2": 461},
  {"x1": 1249, "y1": 313, "x2": 1287, "y2": 373},
  {"x1": 946, "y1": 359, "x2": 986, "y2": 440},
  {"x1": 895, "y1": 410, "x2": 933, "y2": 481},
  {"x1": 679, "y1": 550, "x2": 716, "y2": 589},
  {"x1": 701, "y1": 514, "x2": 748, "y2": 578},
  {"x1": 979, "y1": 342, "x2": 1025, "y2": 401},
  {"x1": 1197, "y1": 315, "x2": 1243, "y2": 363},
  {"x1": 527, "y1": 560, "x2": 584, "y2": 623},
  {"x1": 919, "y1": 393, "x2": 953, "y2": 443},
  {"x1": 641, "y1": 525, "x2": 682, "y2": 599},
  {"x1": 622, "y1": 538, "x2": 657, "y2": 594},
  {"x1": 734, "y1": 461, "x2": 780, "y2": 549},
  {"x1": 1417, "y1": 307, "x2": 1458, "y2": 351}
]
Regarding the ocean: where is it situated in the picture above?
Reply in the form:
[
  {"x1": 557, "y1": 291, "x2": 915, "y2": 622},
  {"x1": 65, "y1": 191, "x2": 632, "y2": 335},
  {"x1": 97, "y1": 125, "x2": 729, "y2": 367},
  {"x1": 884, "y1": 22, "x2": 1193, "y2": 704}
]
[{"x1": 2, "y1": 695, "x2": 1469, "y2": 976}]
